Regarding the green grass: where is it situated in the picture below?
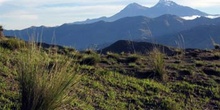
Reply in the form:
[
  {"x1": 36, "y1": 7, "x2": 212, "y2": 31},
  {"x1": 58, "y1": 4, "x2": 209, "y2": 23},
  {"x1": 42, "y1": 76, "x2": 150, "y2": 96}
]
[
  {"x1": 149, "y1": 48, "x2": 168, "y2": 82},
  {"x1": 76, "y1": 69, "x2": 173, "y2": 109},
  {"x1": 0, "y1": 38, "x2": 220, "y2": 110},
  {"x1": 126, "y1": 54, "x2": 140, "y2": 63},
  {"x1": 0, "y1": 38, "x2": 26, "y2": 50},
  {"x1": 80, "y1": 54, "x2": 101, "y2": 65},
  {"x1": 14, "y1": 43, "x2": 80, "y2": 110}
]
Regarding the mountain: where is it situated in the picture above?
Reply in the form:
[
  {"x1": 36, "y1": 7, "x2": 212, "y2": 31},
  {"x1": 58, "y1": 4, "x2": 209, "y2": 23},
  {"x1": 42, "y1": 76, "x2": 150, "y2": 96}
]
[
  {"x1": 73, "y1": 3, "x2": 148, "y2": 24},
  {"x1": 100, "y1": 40, "x2": 176, "y2": 56},
  {"x1": 4, "y1": 15, "x2": 220, "y2": 50},
  {"x1": 74, "y1": 0, "x2": 208, "y2": 24},
  {"x1": 73, "y1": 17, "x2": 108, "y2": 24},
  {"x1": 155, "y1": 24, "x2": 220, "y2": 49},
  {"x1": 148, "y1": 0, "x2": 207, "y2": 17}
]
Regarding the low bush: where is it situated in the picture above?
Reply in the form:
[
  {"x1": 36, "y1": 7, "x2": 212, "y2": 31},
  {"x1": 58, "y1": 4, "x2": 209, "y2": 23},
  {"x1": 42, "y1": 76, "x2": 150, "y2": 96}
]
[
  {"x1": 80, "y1": 54, "x2": 100, "y2": 65},
  {"x1": 0, "y1": 38, "x2": 25, "y2": 50},
  {"x1": 15, "y1": 43, "x2": 80, "y2": 110},
  {"x1": 106, "y1": 52, "x2": 120, "y2": 59},
  {"x1": 149, "y1": 48, "x2": 167, "y2": 82},
  {"x1": 126, "y1": 54, "x2": 140, "y2": 63}
]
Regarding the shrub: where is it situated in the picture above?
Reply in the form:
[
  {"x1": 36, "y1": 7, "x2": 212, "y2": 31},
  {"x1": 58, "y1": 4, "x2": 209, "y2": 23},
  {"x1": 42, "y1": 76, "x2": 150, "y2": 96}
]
[
  {"x1": 161, "y1": 98, "x2": 180, "y2": 110},
  {"x1": 0, "y1": 38, "x2": 25, "y2": 50},
  {"x1": 214, "y1": 44, "x2": 220, "y2": 49},
  {"x1": 149, "y1": 48, "x2": 167, "y2": 82},
  {"x1": 106, "y1": 52, "x2": 120, "y2": 59},
  {"x1": 84, "y1": 49, "x2": 96, "y2": 55},
  {"x1": 126, "y1": 54, "x2": 140, "y2": 63},
  {"x1": 80, "y1": 54, "x2": 100, "y2": 66},
  {"x1": 213, "y1": 52, "x2": 220, "y2": 59},
  {"x1": 15, "y1": 43, "x2": 80, "y2": 110}
]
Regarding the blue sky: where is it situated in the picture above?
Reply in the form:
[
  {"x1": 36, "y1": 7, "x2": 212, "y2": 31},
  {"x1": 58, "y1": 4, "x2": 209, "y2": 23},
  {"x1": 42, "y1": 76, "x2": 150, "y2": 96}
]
[{"x1": 0, "y1": 0, "x2": 220, "y2": 30}]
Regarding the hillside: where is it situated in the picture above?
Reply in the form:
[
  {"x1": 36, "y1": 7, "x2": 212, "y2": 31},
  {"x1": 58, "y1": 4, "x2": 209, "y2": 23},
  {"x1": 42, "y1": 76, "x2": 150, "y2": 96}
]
[
  {"x1": 4, "y1": 15, "x2": 220, "y2": 49},
  {"x1": 100, "y1": 40, "x2": 176, "y2": 56},
  {"x1": 0, "y1": 38, "x2": 220, "y2": 110}
]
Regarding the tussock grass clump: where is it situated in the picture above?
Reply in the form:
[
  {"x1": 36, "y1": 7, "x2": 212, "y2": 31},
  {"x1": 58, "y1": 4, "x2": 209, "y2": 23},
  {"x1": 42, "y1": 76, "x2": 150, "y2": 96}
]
[
  {"x1": 0, "y1": 38, "x2": 25, "y2": 50},
  {"x1": 80, "y1": 54, "x2": 100, "y2": 66},
  {"x1": 213, "y1": 52, "x2": 220, "y2": 59},
  {"x1": 15, "y1": 43, "x2": 80, "y2": 110},
  {"x1": 84, "y1": 49, "x2": 97, "y2": 55},
  {"x1": 106, "y1": 52, "x2": 120, "y2": 59},
  {"x1": 214, "y1": 44, "x2": 220, "y2": 49},
  {"x1": 149, "y1": 48, "x2": 167, "y2": 82},
  {"x1": 211, "y1": 37, "x2": 220, "y2": 49},
  {"x1": 126, "y1": 54, "x2": 140, "y2": 63}
]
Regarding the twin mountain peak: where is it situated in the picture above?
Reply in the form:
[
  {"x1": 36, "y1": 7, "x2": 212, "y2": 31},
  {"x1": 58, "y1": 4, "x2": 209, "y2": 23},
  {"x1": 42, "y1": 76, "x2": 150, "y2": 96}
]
[
  {"x1": 74, "y1": 0, "x2": 207, "y2": 24},
  {"x1": 128, "y1": 0, "x2": 176, "y2": 8},
  {"x1": 4, "y1": 0, "x2": 217, "y2": 50}
]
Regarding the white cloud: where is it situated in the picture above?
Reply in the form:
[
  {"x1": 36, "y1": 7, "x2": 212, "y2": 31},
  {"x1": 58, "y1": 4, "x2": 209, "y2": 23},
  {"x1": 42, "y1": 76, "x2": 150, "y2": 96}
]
[
  {"x1": 2, "y1": 10, "x2": 38, "y2": 20},
  {"x1": 181, "y1": 15, "x2": 200, "y2": 20},
  {"x1": 0, "y1": 0, "x2": 11, "y2": 6},
  {"x1": 182, "y1": 15, "x2": 220, "y2": 20},
  {"x1": 0, "y1": 0, "x2": 8, "y2": 4},
  {"x1": 19, "y1": 14, "x2": 38, "y2": 20},
  {"x1": 41, "y1": 5, "x2": 123, "y2": 15}
]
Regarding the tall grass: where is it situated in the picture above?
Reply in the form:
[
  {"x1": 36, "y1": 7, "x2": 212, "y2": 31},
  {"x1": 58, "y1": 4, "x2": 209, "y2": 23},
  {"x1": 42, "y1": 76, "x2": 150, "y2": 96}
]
[
  {"x1": 175, "y1": 35, "x2": 185, "y2": 59},
  {"x1": 211, "y1": 37, "x2": 220, "y2": 49},
  {"x1": 149, "y1": 48, "x2": 167, "y2": 82},
  {"x1": 15, "y1": 42, "x2": 80, "y2": 110}
]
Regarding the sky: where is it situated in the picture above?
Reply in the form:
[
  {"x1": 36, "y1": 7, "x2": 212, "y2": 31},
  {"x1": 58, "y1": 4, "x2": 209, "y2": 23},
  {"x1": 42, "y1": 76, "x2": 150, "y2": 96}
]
[{"x1": 0, "y1": 0, "x2": 220, "y2": 30}]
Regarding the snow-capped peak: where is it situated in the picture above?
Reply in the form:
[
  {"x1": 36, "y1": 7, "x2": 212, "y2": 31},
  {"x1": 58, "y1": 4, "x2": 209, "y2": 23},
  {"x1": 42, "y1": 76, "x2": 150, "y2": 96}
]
[{"x1": 158, "y1": 0, "x2": 175, "y2": 6}]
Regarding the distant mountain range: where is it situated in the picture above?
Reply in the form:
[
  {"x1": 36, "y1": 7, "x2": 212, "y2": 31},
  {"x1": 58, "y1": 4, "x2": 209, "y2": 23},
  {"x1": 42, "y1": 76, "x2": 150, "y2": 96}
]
[
  {"x1": 156, "y1": 23, "x2": 220, "y2": 49},
  {"x1": 4, "y1": 0, "x2": 220, "y2": 50},
  {"x1": 73, "y1": 0, "x2": 208, "y2": 24},
  {"x1": 5, "y1": 15, "x2": 220, "y2": 49}
]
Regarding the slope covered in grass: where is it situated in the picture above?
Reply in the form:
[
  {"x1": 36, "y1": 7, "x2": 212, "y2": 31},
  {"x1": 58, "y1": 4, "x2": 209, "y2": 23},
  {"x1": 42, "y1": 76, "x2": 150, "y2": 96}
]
[{"x1": 0, "y1": 38, "x2": 219, "y2": 110}]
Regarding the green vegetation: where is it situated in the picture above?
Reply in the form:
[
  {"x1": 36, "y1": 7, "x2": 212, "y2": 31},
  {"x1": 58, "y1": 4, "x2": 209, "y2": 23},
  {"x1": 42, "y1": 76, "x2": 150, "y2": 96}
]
[
  {"x1": 126, "y1": 54, "x2": 140, "y2": 63},
  {"x1": 0, "y1": 38, "x2": 25, "y2": 50},
  {"x1": 149, "y1": 48, "x2": 167, "y2": 82},
  {"x1": 15, "y1": 44, "x2": 80, "y2": 110},
  {"x1": 80, "y1": 54, "x2": 101, "y2": 65},
  {"x1": 0, "y1": 38, "x2": 220, "y2": 110}
]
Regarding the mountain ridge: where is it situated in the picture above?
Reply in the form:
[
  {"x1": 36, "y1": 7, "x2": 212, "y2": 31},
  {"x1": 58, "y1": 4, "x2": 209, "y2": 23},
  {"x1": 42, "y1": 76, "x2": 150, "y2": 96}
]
[
  {"x1": 155, "y1": 24, "x2": 220, "y2": 49},
  {"x1": 74, "y1": 0, "x2": 208, "y2": 24},
  {"x1": 4, "y1": 15, "x2": 220, "y2": 49}
]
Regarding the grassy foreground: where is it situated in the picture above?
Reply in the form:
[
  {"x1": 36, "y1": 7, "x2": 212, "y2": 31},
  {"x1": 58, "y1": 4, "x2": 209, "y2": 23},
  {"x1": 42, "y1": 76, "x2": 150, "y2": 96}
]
[{"x1": 0, "y1": 38, "x2": 220, "y2": 110}]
